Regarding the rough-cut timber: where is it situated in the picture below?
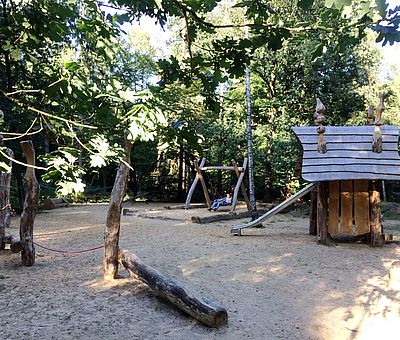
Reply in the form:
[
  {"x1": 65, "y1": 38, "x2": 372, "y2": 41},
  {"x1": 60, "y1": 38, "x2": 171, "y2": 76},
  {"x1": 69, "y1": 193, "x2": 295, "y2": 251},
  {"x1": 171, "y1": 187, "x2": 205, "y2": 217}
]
[
  {"x1": 118, "y1": 249, "x2": 228, "y2": 328},
  {"x1": 317, "y1": 181, "x2": 329, "y2": 245},
  {"x1": 19, "y1": 141, "x2": 40, "y2": 266},
  {"x1": 104, "y1": 138, "x2": 132, "y2": 280},
  {"x1": 369, "y1": 180, "x2": 384, "y2": 247},
  {"x1": 292, "y1": 125, "x2": 400, "y2": 182},
  {"x1": 0, "y1": 138, "x2": 13, "y2": 251}
]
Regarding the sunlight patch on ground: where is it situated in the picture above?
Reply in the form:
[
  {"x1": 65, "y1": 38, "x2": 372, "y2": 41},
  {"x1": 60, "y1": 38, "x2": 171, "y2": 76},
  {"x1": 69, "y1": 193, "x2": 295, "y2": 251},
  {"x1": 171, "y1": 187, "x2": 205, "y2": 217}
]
[{"x1": 320, "y1": 271, "x2": 400, "y2": 340}]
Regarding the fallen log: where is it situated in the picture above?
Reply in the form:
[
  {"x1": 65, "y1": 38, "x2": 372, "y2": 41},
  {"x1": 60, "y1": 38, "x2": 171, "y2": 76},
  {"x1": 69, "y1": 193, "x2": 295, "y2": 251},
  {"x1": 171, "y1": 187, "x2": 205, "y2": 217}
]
[
  {"x1": 3, "y1": 233, "x2": 23, "y2": 253},
  {"x1": 118, "y1": 249, "x2": 228, "y2": 328}
]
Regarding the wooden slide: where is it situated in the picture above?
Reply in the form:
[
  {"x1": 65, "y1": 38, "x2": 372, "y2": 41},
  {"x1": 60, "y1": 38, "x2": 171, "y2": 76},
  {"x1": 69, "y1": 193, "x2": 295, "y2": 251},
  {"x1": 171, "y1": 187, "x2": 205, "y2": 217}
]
[{"x1": 230, "y1": 182, "x2": 317, "y2": 236}]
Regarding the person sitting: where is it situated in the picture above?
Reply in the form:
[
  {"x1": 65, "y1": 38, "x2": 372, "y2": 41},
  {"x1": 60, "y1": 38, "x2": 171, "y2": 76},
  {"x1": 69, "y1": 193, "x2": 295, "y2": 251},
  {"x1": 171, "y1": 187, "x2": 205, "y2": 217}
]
[{"x1": 209, "y1": 194, "x2": 232, "y2": 211}]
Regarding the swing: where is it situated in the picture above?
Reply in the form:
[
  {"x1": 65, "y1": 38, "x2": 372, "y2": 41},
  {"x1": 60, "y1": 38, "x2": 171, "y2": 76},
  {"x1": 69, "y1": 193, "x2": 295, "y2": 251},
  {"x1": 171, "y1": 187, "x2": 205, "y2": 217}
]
[{"x1": 184, "y1": 157, "x2": 251, "y2": 213}]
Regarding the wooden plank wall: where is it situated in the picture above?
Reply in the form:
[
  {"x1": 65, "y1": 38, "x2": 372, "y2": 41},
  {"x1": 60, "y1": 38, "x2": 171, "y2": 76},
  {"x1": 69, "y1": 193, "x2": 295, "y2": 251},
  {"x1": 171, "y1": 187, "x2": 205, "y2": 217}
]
[{"x1": 327, "y1": 180, "x2": 372, "y2": 236}]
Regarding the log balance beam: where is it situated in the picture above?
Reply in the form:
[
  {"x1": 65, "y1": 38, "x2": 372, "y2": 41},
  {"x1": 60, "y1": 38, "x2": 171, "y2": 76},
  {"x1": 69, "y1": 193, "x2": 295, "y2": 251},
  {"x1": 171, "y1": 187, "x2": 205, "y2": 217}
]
[{"x1": 118, "y1": 249, "x2": 228, "y2": 328}]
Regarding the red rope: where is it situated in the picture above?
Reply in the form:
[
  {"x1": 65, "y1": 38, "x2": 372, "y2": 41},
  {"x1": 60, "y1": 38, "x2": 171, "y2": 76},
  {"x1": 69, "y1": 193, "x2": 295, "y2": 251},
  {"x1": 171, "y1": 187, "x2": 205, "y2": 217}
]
[{"x1": 33, "y1": 241, "x2": 103, "y2": 254}]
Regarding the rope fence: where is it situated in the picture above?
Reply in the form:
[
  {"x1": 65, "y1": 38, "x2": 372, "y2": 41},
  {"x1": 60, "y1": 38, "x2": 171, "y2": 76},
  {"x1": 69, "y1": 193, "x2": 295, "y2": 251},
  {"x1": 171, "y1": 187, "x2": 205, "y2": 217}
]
[{"x1": 33, "y1": 241, "x2": 103, "y2": 254}]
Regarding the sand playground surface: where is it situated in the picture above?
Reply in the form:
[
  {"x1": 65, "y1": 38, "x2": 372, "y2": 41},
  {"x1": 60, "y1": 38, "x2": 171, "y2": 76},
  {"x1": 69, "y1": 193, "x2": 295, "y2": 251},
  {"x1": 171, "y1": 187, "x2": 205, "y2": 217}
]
[{"x1": 1, "y1": 202, "x2": 400, "y2": 339}]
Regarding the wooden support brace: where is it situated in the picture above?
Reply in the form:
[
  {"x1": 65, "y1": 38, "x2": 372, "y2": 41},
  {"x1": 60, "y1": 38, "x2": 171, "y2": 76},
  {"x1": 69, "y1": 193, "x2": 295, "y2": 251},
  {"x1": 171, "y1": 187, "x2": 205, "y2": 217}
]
[
  {"x1": 184, "y1": 158, "x2": 207, "y2": 209},
  {"x1": 118, "y1": 249, "x2": 228, "y2": 328},
  {"x1": 231, "y1": 159, "x2": 250, "y2": 211},
  {"x1": 309, "y1": 188, "x2": 317, "y2": 236},
  {"x1": 19, "y1": 141, "x2": 40, "y2": 266}
]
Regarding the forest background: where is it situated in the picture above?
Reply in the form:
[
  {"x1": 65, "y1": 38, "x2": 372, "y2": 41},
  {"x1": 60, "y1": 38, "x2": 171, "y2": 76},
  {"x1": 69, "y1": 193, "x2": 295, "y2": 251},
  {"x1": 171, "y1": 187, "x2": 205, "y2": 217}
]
[{"x1": 1, "y1": 0, "x2": 400, "y2": 212}]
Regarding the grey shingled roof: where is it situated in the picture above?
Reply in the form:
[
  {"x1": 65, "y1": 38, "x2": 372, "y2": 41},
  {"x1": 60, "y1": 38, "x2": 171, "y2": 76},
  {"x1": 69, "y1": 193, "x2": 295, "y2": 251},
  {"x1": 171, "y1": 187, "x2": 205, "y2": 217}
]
[{"x1": 292, "y1": 125, "x2": 400, "y2": 182}]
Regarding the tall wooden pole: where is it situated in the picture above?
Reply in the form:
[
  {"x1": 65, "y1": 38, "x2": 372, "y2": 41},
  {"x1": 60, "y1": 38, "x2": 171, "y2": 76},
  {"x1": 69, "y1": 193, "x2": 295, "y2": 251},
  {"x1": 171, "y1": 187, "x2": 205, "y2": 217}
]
[
  {"x1": 104, "y1": 137, "x2": 132, "y2": 280},
  {"x1": 19, "y1": 141, "x2": 39, "y2": 266},
  {"x1": 0, "y1": 133, "x2": 13, "y2": 250},
  {"x1": 244, "y1": 26, "x2": 258, "y2": 221},
  {"x1": 317, "y1": 181, "x2": 329, "y2": 245}
]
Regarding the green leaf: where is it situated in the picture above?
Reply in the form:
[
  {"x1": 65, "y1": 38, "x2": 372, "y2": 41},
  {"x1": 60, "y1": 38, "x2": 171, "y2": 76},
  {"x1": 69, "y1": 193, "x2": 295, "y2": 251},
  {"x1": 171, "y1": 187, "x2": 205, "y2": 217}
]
[
  {"x1": 325, "y1": 0, "x2": 351, "y2": 8},
  {"x1": 64, "y1": 61, "x2": 80, "y2": 72},
  {"x1": 376, "y1": 0, "x2": 388, "y2": 17},
  {"x1": 298, "y1": 0, "x2": 314, "y2": 10}
]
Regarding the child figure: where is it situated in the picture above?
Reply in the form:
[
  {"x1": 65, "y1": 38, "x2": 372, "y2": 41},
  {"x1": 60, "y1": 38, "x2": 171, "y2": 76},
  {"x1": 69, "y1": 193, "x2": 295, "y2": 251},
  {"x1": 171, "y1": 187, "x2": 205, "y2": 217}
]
[{"x1": 209, "y1": 193, "x2": 232, "y2": 211}]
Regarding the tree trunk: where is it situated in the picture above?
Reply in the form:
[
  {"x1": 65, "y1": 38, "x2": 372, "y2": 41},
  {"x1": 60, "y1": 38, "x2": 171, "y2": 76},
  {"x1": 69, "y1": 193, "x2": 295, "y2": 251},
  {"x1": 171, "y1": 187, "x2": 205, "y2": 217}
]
[
  {"x1": 19, "y1": 141, "x2": 39, "y2": 266},
  {"x1": 104, "y1": 137, "x2": 132, "y2": 280},
  {"x1": 0, "y1": 143, "x2": 13, "y2": 250},
  {"x1": 317, "y1": 181, "x2": 328, "y2": 245},
  {"x1": 244, "y1": 26, "x2": 258, "y2": 221},
  {"x1": 370, "y1": 180, "x2": 384, "y2": 247},
  {"x1": 118, "y1": 249, "x2": 228, "y2": 328}
]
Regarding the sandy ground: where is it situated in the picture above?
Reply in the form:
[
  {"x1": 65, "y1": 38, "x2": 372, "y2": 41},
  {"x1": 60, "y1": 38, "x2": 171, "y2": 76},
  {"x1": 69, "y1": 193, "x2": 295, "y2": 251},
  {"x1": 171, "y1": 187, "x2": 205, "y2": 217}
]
[{"x1": 1, "y1": 202, "x2": 400, "y2": 340}]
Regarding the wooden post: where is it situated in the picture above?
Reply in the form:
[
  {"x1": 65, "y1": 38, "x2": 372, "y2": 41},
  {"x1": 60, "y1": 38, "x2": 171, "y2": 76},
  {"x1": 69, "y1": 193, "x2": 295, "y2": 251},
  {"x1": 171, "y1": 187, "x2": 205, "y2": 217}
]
[
  {"x1": 314, "y1": 98, "x2": 327, "y2": 154},
  {"x1": 309, "y1": 188, "x2": 317, "y2": 236},
  {"x1": 184, "y1": 158, "x2": 207, "y2": 209},
  {"x1": 104, "y1": 137, "x2": 132, "y2": 280},
  {"x1": 369, "y1": 180, "x2": 384, "y2": 246},
  {"x1": 317, "y1": 181, "x2": 329, "y2": 245},
  {"x1": 118, "y1": 249, "x2": 228, "y2": 328},
  {"x1": 0, "y1": 134, "x2": 13, "y2": 250},
  {"x1": 231, "y1": 158, "x2": 250, "y2": 212},
  {"x1": 19, "y1": 141, "x2": 40, "y2": 266},
  {"x1": 195, "y1": 160, "x2": 211, "y2": 209},
  {"x1": 372, "y1": 94, "x2": 385, "y2": 153}
]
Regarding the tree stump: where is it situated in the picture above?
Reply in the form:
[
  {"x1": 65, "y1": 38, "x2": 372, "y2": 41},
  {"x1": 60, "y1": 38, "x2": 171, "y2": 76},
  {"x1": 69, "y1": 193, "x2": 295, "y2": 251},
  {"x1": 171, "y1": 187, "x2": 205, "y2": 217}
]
[{"x1": 19, "y1": 141, "x2": 40, "y2": 266}]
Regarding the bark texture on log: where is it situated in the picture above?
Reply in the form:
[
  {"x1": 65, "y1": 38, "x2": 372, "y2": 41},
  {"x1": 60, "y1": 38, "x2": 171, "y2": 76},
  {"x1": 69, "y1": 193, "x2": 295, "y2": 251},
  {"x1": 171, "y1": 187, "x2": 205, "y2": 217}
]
[
  {"x1": 4, "y1": 233, "x2": 23, "y2": 253},
  {"x1": 317, "y1": 181, "x2": 329, "y2": 245},
  {"x1": 0, "y1": 143, "x2": 13, "y2": 250},
  {"x1": 19, "y1": 141, "x2": 39, "y2": 266},
  {"x1": 118, "y1": 249, "x2": 228, "y2": 328},
  {"x1": 104, "y1": 138, "x2": 132, "y2": 280},
  {"x1": 369, "y1": 180, "x2": 384, "y2": 247}
]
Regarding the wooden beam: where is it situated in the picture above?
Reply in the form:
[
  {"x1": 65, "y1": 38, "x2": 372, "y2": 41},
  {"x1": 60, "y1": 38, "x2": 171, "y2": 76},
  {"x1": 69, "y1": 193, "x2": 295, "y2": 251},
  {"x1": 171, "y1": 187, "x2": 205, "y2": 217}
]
[
  {"x1": 195, "y1": 160, "x2": 211, "y2": 209},
  {"x1": 184, "y1": 158, "x2": 206, "y2": 209},
  {"x1": 230, "y1": 158, "x2": 249, "y2": 212},
  {"x1": 118, "y1": 249, "x2": 228, "y2": 328},
  {"x1": 19, "y1": 141, "x2": 40, "y2": 267},
  {"x1": 104, "y1": 137, "x2": 132, "y2": 280},
  {"x1": 200, "y1": 166, "x2": 245, "y2": 171},
  {"x1": 232, "y1": 159, "x2": 250, "y2": 211},
  {"x1": 0, "y1": 138, "x2": 13, "y2": 251},
  {"x1": 317, "y1": 181, "x2": 329, "y2": 245}
]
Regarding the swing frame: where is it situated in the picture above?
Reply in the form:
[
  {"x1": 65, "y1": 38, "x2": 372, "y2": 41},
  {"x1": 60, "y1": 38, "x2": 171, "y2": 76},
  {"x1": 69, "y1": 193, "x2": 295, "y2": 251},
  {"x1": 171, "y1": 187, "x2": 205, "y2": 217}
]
[{"x1": 184, "y1": 157, "x2": 251, "y2": 212}]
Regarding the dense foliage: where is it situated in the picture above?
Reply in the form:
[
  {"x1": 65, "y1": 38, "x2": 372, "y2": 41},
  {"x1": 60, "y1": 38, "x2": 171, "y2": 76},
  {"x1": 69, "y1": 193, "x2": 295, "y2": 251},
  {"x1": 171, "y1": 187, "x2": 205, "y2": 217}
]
[{"x1": 1, "y1": 0, "x2": 399, "y2": 208}]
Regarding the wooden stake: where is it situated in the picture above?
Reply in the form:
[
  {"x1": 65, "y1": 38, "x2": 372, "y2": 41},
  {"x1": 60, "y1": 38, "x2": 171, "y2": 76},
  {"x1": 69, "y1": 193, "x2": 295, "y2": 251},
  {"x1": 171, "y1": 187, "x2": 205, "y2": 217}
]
[
  {"x1": 118, "y1": 249, "x2": 228, "y2": 328},
  {"x1": 195, "y1": 160, "x2": 211, "y2": 209},
  {"x1": 184, "y1": 158, "x2": 206, "y2": 209},
  {"x1": 372, "y1": 94, "x2": 385, "y2": 153},
  {"x1": 104, "y1": 137, "x2": 132, "y2": 280},
  {"x1": 19, "y1": 141, "x2": 39, "y2": 266},
  {"x1": 231, "y1": 158, "x2": 250, "y2": 212}
]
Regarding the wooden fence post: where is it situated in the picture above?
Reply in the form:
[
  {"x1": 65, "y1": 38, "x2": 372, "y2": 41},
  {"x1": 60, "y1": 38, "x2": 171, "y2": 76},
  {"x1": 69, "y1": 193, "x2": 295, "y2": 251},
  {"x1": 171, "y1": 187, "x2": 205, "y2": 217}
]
[{"x1": 19, "y1": 141, "x2": 39, "y2": 266}]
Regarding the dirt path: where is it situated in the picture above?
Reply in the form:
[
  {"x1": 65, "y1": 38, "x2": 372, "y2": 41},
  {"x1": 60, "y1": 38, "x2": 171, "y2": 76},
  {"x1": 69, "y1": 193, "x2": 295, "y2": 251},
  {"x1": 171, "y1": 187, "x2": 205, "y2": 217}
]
[{"x1": 1, "y1": 203, "x2": 399, "y2": 339}]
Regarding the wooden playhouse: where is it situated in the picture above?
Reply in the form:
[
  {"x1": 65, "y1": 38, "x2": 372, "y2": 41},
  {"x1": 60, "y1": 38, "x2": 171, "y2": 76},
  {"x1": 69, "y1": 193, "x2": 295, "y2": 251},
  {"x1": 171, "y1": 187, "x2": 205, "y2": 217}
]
[{"x1": 293, "y1": 96, "x2": 400, "y2": 246}]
